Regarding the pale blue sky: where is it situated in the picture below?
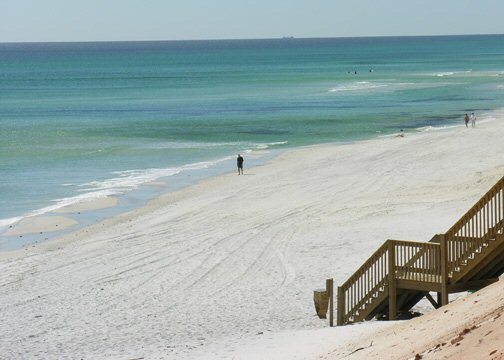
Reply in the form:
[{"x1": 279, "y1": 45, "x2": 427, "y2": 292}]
[{"x1": 1, "y1": 0, "x2": 503, "y2": 42}]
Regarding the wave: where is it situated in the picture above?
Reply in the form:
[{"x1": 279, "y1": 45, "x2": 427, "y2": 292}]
[
  {"x1": 255, "y1": 141, "x2": 288, "y2": 149},
  {"x1": 140, "y1": 141, "x2": 246, "y2": 150},
  {"x1": 433, "y1": 70, "x2": 472, "y2": 77},
  {"x1": 377, "y1": 122, "x2": 463, "y2": 138},
  {"x1": 415, "y1": 124, "x2": 459, "y2": 132},
  {"x1": 0, "y1": 216, "x2": 24, "y2": 229},
  {"x1": 328, "y1": 81, "x2": 422, "y2": 93},
  {"x1": 434, "y1": 70, "x2": 504, "y2": 78},
  {"x1": 79, "y1": 158, "x2": 230, "y2": 194},
  {"x1": 329, "y1": 81, "x2": 389, "y2": 93},
  {"x1": 136, "y1": 140, "x2": 288, "y2": 151}
]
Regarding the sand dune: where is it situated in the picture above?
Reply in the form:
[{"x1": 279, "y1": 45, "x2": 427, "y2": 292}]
[{"x1": 324, "y1": 277, "x2": 504, "y2": 360}]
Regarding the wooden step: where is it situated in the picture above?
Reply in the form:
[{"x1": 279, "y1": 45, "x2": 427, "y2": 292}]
[
  {"x1": 452, "y1": 233, "x2": 504, "y2": 283},
  {"x1": 351, "y1": 285, "x2": 388, "y2": 323}
]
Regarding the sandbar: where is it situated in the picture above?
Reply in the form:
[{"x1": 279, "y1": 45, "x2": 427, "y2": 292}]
[
  {"x1": 4, "y1": 215, "x2": 78, "y2": 236},
  {"x1": 52, "y1": 196, "x2": 118, "y2": 213}
]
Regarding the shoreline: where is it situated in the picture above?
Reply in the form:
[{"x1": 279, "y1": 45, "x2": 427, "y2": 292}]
[
  {"x1": 0, "y1": 112, "x2": 501, "y2": 266},
  {"x1": 1, "y1": 109, "x2": 499, "y2": 254},
  {"x1": 0, "y1": 148, "x2": 280, "y2": 252},
  {"x1": 0, "y1": 125, "x2": 452, "y2": 258},
  {"x1": 1, "y1": 108, "x2": 504, "y2": 359}
]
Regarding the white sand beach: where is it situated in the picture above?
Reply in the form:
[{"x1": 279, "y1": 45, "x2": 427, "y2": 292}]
[{"x1": 1, "y1": 110, "x2": 504, "y2": 359}]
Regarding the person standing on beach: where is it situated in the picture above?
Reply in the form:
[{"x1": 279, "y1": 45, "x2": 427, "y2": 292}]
[
  {"x1": 471, "y1": 112, "x2": 477, "y2": 128},
  {"x1": 464, "y1": 113, "x2": 470, "y2": 128},
  {"x1": 237, "y1": 154, "x2": 244, "y2": 175}
]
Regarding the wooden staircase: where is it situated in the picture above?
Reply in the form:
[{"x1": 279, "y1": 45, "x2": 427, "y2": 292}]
[{"x1": 327, "y1": 175, "x2": 504, "y2": 326}]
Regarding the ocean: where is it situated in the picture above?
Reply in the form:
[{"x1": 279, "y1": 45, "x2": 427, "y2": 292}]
[{"x1": 1, "y1": 35, "x2": 504, "y2": 248}]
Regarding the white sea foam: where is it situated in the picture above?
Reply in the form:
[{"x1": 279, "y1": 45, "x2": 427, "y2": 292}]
[
  {"x1": 394, "y1": 82, "x2": 416, "y2": 86},
  {"x1": 1, "y1": 143, "x2": 281, "y2": 232},
  {"x1": 266, "y1": 141, "x2": 288, "y2": 146},
  {"x1": 0, "y1": 192, "x2": 117, "y2": 233},
  {"x1": 377, "y1": 123, "x2": 461, "y2": 139},
  {"x1": 433, "y1": 70, "x2": 473, "y2": 77},
  {"x1": 141, "y1": 141, "x2": 246, "y2": 150},
  {"x1": 435, "y1": 72, "x2": 455, "y2": 77},
  {"x1": 328, "y1": 81, "x2": 421, "y2": 93},
  {"x1": 79, "y1": 159, "x2": 227, "y2": 194},
  {"x1": 329, "y1": 81, "x2": 389, "y2": 93},
  {"x1": 415, "y1": 124, "x2": 459, "y2": 132},
  {"x1": 255, "y1": 141, "x2": 288, "y2": 149},
  {"x1": 0, "y1": 156, "x2": 236, "y2": 232},
  {"x1": 0, "y1": 216, "x2": 24, "y2": 229}
]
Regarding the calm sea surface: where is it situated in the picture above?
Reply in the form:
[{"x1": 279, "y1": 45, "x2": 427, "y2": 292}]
[{"x1": 1, "y1": 35, "x2": 504, "y2": 240}]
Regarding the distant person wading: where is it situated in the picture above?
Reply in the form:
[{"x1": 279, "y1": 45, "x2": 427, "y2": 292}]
[
  {"x1": 237, "y1": 154, "x2": 244, "y2": 175},
  {"x1": 471, "y1": 112, "x2": 477, "y2": 128}
]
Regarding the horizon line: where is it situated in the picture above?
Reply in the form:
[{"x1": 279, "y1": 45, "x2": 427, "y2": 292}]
[{"x1": 1, "y1": 33, "x2": 503, "y2": 45}]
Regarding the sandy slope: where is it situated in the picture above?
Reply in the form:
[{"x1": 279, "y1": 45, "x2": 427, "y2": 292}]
[
  {"x1": 324, "y1": 277, "x2": 504, "y2": 360},
  {"x1": 0, "y1": 111, "x2": 503, "y2": 359}
]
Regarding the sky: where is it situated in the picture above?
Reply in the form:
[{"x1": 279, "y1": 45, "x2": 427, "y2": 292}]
[{"x1": 1, "y1": 0, "x2": 504, "y2": 42}]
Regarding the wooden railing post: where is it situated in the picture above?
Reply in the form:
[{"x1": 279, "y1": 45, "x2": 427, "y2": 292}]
[
  {"x1": 326, "y1": 278, "x2": 334, "y2": 327},
  {"x1": 440, "y1": 234, "x2": 449, "y2": 306},
  {"x1": 387, "y1": 240, "x2": 396, "y2": 320},
  {"x1": 336, "y1": 285, "x2": 344, "y2": 326}
]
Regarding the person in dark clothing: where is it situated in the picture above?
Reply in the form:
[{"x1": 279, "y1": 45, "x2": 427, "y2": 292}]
[{"x1": 237, "y1": 154, "x2": 244, "y2": 175}]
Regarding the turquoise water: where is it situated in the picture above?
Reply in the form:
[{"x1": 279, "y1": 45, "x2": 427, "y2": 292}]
[{"x1": 1, "y1": 35, "x2": 504, "y2": 236}]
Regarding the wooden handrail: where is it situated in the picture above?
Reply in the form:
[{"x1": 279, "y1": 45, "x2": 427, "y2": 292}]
[
  {"x1": 338, "y1": 241, "x2": 389, "y2": 325},
  {"x1": 445, "y1": 176, "x2": 504, "y2": 236},
  {"x1": 340, "y1": 241, "x2": 390, "y2": 290},
  {"x1": 392, "y1": 240, "x2": 441, "y2": 283},
  {"x1": 445, "y1": 176, "x2": 504, "y2": 274}
]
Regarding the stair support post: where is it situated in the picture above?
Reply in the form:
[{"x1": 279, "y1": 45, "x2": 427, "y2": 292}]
[
  {"x1": 440, "y1": 234, "x2": 449, "y2": 306},
  {"x1": 326, "y1": 278, "x2": 334, "y2": 327},
  {"x1": 336, "y1": 285, "x2": 344, "y2": 326},
  {"x1": 387, "y1": 240, "x2": 397, "y2": 320}
]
